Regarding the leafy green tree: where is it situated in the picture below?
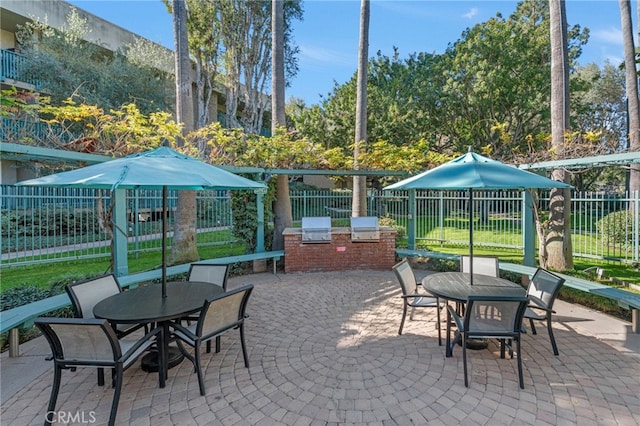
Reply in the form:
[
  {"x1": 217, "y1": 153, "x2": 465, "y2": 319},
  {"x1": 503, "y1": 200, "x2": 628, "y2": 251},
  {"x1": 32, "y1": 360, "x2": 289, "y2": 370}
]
[
  {"x1": 570, "y1": 63, "x2": 627, "y2": 190},
  {"x1": 215, "y1": 0, "x2": 302, "y2": 134},
  {"x1": 33, "y1": 97, "x2": 180, "y2": 156}
]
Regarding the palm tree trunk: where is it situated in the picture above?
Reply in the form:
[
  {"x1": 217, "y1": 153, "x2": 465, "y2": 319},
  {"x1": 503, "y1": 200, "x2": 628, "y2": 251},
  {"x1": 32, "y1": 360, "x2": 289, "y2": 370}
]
[
  {"x1": 271, "y1": 0, "x2": 292, "y2": 250},
  {"x1": 170, "y1": 0, "x2": 199, "y2": 265},
  {"x1": 545, "y1": 0, "x2": 573, "y2": 271},
  {"x1": 620, "y1": 0, "x2": 640, "y2": 196},
  {"x1": 352, "y1": 0, "x2": 370, "y2": 218}
]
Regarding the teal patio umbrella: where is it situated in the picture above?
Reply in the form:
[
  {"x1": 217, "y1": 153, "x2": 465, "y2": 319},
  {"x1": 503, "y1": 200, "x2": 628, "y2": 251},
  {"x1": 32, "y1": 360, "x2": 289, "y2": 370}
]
[
  {"x1": 17, "y1": 146, "x2": 266, "y2": 297},
  {"x1": 384, "y1": 147, "x2": 572, "y2": 284}
]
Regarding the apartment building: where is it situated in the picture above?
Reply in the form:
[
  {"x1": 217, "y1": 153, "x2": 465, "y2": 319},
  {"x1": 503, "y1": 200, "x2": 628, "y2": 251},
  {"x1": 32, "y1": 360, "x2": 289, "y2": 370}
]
[{"x1": 1, "y1": 0, "x2": 270, "y2": 184}]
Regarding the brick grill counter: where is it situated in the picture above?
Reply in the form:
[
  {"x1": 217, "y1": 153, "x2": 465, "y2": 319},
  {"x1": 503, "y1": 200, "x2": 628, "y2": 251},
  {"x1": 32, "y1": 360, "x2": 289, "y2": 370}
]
[{"x1": 283, "y1": 227, "x2": 396, "y2": 273}]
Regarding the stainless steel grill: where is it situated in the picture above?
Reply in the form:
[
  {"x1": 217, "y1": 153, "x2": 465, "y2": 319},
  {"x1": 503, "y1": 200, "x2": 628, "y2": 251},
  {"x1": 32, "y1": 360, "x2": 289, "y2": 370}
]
[
  {"x1": 301, "y1": 216, "x2": 332, "y2": 243},
  {"x1": 350, "y1": 216, "x2": 380, "y2": 242}
]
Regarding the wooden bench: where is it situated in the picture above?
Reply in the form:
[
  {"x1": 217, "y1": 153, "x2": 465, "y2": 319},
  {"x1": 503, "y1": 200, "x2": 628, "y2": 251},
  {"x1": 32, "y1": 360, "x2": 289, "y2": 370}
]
[{"x1": 0, "y1": 250, "x2": 285, "y2": 357}]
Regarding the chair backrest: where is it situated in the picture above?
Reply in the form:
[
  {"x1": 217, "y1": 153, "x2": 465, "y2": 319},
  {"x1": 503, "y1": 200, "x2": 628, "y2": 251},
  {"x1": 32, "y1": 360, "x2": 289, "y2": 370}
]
[
  {"x1": 196, "y1": 284, "x2": 254, "y2": 339},
  {"x1": 461, "y1": 255, "x2": 499, "y2": 277},
  {"x1": 392, "y1": 259, "x2": 418, "y2": 295},
  {"x1": 188, "y1": 264, "x2": 229, "y2": 291},
  {"x1": 35, "y1": 317, "x2": 120, "y2": 365},
  {"x1": 464, "y1": 296, "x2": 529, "y2": 338},
  {"x1": 527, "y1": 268, "x2": 565, "y2": 310},
  {"x1": 66, "y1": 275, "x2": 122, "y2": 319}
]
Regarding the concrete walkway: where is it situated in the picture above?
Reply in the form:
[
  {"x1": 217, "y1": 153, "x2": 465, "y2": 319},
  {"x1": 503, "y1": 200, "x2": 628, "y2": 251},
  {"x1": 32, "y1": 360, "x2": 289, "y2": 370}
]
[{"x1": 1, "y1": 270, "x2": 639, "y2": 425}]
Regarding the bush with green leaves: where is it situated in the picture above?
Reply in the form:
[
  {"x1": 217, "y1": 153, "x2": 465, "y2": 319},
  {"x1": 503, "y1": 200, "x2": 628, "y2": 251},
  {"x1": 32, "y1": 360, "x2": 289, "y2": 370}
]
[
  {"x1": 0, "y1": 273, "x2": 95, "y2": 352},
  {"x1": 379, "y1": 216, "x2": 406, "y2": 244},
  {"x1": 230, "y1": 182, "x2": 275, "y2": 253},
  {"x1": 1, "y1": 207, "x2": 100, "y2": 238},
  {"x1": 596, "y1": 210, "x2": 637, "y2": 247}
]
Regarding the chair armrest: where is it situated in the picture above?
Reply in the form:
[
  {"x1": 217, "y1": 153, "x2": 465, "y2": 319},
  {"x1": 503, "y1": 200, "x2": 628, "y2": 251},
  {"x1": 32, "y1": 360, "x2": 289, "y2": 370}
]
[
  {"x1": 168, "y1": 320, "x2": 195, "y2": 338},
  {"x1": 527, "y1": 304, "x2": 556, "y2": 314},
  {"x1": 446, "y1": 304, "x2": 464, "y2": 331}
]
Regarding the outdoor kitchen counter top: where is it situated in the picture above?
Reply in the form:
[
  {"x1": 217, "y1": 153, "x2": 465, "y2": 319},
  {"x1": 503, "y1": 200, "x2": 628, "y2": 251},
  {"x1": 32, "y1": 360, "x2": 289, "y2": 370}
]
[{"x1": 282, "y1": 226, "x2": 395, "y2": 234}]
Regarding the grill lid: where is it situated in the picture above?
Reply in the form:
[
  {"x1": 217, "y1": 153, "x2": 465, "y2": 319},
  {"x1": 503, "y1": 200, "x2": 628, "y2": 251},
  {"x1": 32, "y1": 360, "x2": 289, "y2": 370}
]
[
  {"x1": 350, "y1": 216, "x2": 380, "y2": 241},
  {"x1": 301, "y1": 216, "x2": 332, "y2": 243}
]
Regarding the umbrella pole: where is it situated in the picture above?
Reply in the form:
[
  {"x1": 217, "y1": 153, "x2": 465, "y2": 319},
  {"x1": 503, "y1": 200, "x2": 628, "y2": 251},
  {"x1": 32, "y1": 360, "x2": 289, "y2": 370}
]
[
  {"x1": 162, "y1": 186, "x2": 168, "y2": 298},
  {"x1": 469, "y1": 190, "x2": 474, "y2": 285}
]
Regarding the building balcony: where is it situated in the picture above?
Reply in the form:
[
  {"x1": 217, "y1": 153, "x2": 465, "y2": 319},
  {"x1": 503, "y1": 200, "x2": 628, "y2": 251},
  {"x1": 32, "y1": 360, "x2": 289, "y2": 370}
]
[{"x1": 0, "y1": 49, "x2": 40, "y2": 89}]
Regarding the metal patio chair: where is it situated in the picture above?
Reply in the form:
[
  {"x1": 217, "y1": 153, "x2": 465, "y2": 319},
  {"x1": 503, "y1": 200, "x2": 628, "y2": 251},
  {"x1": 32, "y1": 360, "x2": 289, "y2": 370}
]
[
  {"x1": 169, "y1": 284, "x2": 254, "y2": 396},
  {"x1": 392, "y1": 259, "x2": 443, "y2": 345},
  {"x1": 524, "y1": 268, "x2": 565, "y2": 355},
  {"x1": 35, "y1": 317, "x2": 160, "y2": 426},
  {"x1": 447, "y1": 295, "x2": 530, "y2": 388},
  {"x1": 66, "y1": 274, "x2": 150, "y2": 385},
  {"x1": 184, "y1": 263, "x2": 230, "y2": 353}
]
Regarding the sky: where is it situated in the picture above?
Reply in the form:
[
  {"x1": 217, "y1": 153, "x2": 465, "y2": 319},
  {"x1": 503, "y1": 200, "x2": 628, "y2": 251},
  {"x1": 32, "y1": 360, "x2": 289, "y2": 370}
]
[{"x1": 67, "y1": 0, "x2": 636, "y2": 106}]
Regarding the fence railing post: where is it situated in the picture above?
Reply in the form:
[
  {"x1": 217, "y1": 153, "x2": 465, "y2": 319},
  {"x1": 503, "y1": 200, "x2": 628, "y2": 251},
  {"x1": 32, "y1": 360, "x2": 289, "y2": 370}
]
[
  {"x1": 113, "y1": 189, "x2": 129, "y2": 277},
  {"x1": 523, "y1": 191, "x2": 536, "y2": 267},
  {"x1": 408, "y1": 190, "x2": 416, "y2": 250}
]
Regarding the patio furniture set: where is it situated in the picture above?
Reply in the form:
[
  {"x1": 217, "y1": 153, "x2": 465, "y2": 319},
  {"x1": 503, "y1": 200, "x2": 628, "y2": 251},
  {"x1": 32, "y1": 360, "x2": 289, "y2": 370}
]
[
  {"x1": 392, "y1": 256, "x2": 565, "y2": 389},
  {"x1": 35, "y1": 263, "x2": 253, "y2": 426}
]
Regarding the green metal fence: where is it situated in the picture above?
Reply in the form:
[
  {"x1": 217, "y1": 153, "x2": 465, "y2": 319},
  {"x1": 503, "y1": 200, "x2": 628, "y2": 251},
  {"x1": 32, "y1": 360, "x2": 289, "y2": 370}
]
[
  {"x1": 2, "y1": 186, "x2": 638, "y2": 266},
  {"x1": 1, "y1": 186, "x2": 234, "y2": 266},
  {"x1": 290, "y1": 189, "x2": 639, "y2": 264}
]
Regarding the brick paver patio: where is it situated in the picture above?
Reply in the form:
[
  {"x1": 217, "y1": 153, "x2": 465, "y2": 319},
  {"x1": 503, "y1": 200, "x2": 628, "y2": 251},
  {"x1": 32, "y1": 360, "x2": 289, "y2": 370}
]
[{"x1": 1, "y1": 270, "x2": 639, "y2": 425}]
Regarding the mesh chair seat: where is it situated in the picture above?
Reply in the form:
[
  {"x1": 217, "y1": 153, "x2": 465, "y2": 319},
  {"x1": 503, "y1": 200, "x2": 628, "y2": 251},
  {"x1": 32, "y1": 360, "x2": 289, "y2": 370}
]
[{"x1": 523, "y1": 306, "x2": 546, "y2": 321}]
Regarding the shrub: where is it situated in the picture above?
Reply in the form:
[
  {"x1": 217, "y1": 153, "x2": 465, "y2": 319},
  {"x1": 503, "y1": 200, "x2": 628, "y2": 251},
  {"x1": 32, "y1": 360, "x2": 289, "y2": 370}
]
[
  {"x1": 0, "y1": 285, "x2": 51, "y2": 311},
  {"x1": 596, "y1": 210, "x2": 637, "y2": 247},
  {"x1": 0, "y1": 273, "x2": 93, "y2": 352},
  {"x1": 1, "y1": 207, "x2": 100, "y2": 238},
  {"x1": 379, "y1": 216, "x2": 406, "y2": 243}
]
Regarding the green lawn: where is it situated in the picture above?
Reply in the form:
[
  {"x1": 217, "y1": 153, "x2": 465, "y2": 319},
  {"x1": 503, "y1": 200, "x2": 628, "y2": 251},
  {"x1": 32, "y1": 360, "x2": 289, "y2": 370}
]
[{"x1": 0, "y1": 242, "x2": 246, "y2": 292}]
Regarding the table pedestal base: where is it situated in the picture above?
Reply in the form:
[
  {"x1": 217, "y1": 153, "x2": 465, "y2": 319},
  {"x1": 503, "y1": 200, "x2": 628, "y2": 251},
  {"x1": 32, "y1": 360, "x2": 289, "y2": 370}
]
[
  {"x1": 141, "y1": 346, "x2": 184, "y2": 372},
  {"x1": 465, "y1": 338, "x2": 488, "y2": 350}
]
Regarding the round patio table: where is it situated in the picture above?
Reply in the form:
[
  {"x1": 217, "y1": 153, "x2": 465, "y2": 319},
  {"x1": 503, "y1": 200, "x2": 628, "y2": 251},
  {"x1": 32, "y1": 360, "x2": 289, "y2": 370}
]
[
  {"x1": 422, "y1": 272, "x2": 526, "y2": 356},
  {"x1": 94, "y1": 281, "x2": 222, "y2": 388}
]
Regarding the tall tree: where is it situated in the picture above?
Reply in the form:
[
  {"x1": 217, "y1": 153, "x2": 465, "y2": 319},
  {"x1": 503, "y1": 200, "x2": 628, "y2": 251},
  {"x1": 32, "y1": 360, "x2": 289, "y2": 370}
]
[
  {"x1": 352, "y1": 0, "x2": 370, "y2": 217},
  {"x1": 216, "y1": 0, "x2": 301, "y2": 135},
  {"x1": 185, "y1": 0, "x2": 221, "y2": 137},
  {"x1": 217, "y1": 1, "x2": 270, "y2": 134},
  {"x1": 543, "y1": 0, "x2": 573, "y2": 270},
  {"x1": 271, "y1": 0, "x2": 292, "y2": 251},
  {"x1": 169, "y1": 0, "x2": 199, "y2": 267},
  {"x1": 620, "y1": 0, "x2": 640, "y2": 195}
]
